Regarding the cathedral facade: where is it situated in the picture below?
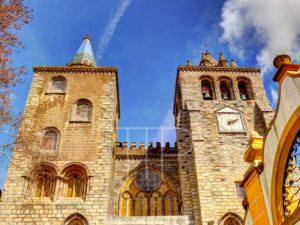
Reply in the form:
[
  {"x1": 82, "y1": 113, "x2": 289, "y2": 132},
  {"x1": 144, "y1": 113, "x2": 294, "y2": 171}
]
[{"x1": 0, "y1": 35, "x2": 274, "y2": 225}]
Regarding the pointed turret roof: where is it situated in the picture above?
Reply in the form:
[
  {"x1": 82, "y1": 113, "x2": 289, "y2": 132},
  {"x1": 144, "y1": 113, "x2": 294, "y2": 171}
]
[
  {"x1": 70, "y1": 35, "x2": 97, "y2": 66},
  {"x1": 218, "y1": 53, "x2": 229, "y2": 67},
  {"x1": 231, "y1": 59, "x2": 238, "y2": 67}
]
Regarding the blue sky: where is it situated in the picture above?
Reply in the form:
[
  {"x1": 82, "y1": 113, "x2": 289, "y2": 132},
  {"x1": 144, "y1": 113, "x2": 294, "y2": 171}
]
[{"x1": 1, "y1": 0, "x2": 299, "y2": 188}]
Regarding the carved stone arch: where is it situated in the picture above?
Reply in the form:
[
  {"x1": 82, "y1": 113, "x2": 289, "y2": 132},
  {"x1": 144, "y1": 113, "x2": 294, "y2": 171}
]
[
  {"x1": 60, "y1": 163, "x2": 90, "y2": 199},
  {"x1": 70, "y1": 99, "x2": 93, "y2": 122},
  {"x1": 199, "y1": 75, "x2": 216, "y2": 100},
  {"x1": 236, "y1": 76, "x2": 254, "y2": 100},
  {"x1": 218, "y1": 76, "x2": 235, "y2": 100},
  {"x1": 115, "y1": 162, "x2": 181, "y2": 217},
  {"x1": 218, "y1": 212, "x2": 243, "y2": 225},
  {"x1": 45, "y1": 75, "x2": 67, "y2": 94},
  {"x1": 63, "y1": 212, "x2": 89, "y2": 225},
  {"x1": 39, "y1": 126, "x2": 61, "y2": 155},
  {"x1": 27, "y1": 162, "x2": 58, "y2": 200}
]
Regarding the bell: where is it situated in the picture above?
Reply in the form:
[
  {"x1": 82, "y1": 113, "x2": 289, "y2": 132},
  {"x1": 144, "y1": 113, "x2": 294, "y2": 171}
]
[
  {"x1": 240, "y1": 94, "x2": 247, "y2": 100},
  {"x1": 204, "y1": 92, "x2": 212, "y2": 100},
  {"x1": 222, "y1": 94, "x2": 229, "y2": 100}
]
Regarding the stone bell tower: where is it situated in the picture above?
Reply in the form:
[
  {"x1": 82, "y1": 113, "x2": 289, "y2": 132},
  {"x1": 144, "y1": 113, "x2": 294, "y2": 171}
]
[
  {"x1": 0, "y1": 34, "x2": 120, "y2": 225},
  {"x1": 173, "y1": 51, "x2": 274, "y2": 224}
]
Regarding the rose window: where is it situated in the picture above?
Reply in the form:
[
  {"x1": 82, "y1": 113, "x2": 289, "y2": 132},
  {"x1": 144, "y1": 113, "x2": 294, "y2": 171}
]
[{"x1": 135, "y1": 169, "x2": 160, "y2": 191}]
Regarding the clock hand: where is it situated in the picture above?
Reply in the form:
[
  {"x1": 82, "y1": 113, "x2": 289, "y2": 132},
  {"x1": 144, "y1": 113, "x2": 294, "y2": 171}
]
[{"x1": 227, "y1": 119, "x2": 238, "y2": 125}]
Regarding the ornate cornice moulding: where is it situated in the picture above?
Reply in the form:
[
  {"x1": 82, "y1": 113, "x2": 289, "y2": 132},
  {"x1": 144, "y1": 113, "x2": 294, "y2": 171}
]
[
  {"x1": 177, "y1": 66, "x2": 261, "y2": 73},
  {"x1": 33, "y1": 66, "x2": 118, "y2": 73}
]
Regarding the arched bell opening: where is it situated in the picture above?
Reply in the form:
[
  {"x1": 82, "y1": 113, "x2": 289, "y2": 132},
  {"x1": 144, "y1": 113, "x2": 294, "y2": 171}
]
[
  {"x1": 200, "y1": 78, "x2": 215, "y2": 100},
  {"x1": 237, "y1": 79, "x2": 254, "y2": 100},
  {"x1": 219, "y1": 78, "x2": 235, "y2": 100}
]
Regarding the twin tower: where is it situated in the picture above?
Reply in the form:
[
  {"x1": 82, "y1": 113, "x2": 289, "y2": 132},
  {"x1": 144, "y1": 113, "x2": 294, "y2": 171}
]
[{"x1": 0, "y1": 35, "x2": 274, "y2": 225}]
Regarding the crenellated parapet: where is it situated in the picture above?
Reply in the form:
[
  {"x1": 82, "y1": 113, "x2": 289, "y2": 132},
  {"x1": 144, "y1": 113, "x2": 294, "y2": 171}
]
[{"x1": 115, "y1": 142, "x2": 178, "y2": 160}]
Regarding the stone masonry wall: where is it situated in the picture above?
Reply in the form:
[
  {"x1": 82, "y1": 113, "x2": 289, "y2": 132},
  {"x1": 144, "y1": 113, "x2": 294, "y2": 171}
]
[
  {"x1": 0, "y1": 66, "x2": 119, "y2": 225},
  {"x1": 174, "y1": 68, "x2": 274, "y2": 225}
]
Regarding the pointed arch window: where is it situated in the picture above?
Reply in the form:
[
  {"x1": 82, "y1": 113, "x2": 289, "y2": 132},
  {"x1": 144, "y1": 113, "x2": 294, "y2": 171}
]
[
  {"x1": 150, "y1": 192, "x2": 162, "y2": 216},
  {"x1": 121, "y1": 191, "x2": 133, "y2": 217},
  {"x1": 135, "y1": 192, "x2": 148, "y2": 216},
  {"x1": 164, "y1": 191, "x2": 178, "y2": 216}
]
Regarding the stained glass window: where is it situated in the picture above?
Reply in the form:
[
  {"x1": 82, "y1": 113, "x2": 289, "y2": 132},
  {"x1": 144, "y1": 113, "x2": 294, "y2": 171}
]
[
  {"x1": 164, "y1": 191, "x2": 178, "y2": 215},
  {"x1": 135, "y1": 169, "x2": 160, "y2": 191},
  {"x1": 136, "y1": 192, "x2": 148, "y2": 216},
  {"x1": 121, "y1": 191, "x2": 133, "y2": 217},
  {"x1": 150, "y1": 192, "x2": 162, "y2": 216},
  {"x1": 283, "y1": 130, "x2": 300, "y2": 218},
  {"x1": 42, "y1": 132, "x2": 57, "y2": 150}
]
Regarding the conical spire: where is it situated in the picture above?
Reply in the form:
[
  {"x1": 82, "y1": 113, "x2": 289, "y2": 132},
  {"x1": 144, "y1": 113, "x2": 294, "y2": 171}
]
[
  {"x1": 200, "y1": 52, "x2": 211, "y2": 66},
  {"x1": 231, "y1": 59, "x2": 238, "y2": 67},
  {"x1": 218, "y1": 53, "x2": 229, "y2": 67},
  {"x1": 70, "y1": 35, "x2": 97, "y2": 66}
]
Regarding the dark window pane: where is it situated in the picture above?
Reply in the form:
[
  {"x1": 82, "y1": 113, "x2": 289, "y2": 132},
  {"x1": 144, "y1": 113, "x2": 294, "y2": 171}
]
[
  {"x1": 52, "y1": 81, "x2": 64, "y2": 91},
  {"x1": 235, "y1": 182, "x2": 246, "y2": 199},
  {"x1": 76, "y1": 104, "x2": 89, "y2": 118},
  {"x1": 42, "y1": 132, "x2": 57, "y2": 150}
]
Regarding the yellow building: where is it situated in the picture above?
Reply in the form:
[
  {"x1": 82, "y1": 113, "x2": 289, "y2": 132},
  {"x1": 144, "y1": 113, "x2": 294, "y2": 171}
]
[{"x1": 241, "y1": 54, "x2": 300, "y2": 225}]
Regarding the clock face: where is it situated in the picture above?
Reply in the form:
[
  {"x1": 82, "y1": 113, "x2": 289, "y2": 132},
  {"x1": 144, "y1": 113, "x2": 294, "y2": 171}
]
[{"x1": 217, "y1": 113, "x2": 245, "y2": 133}]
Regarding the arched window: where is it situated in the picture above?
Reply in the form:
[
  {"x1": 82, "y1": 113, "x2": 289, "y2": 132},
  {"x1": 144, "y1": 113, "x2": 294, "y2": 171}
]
[
  {"x1": 283, "y1": 130, "x2": 300, "y2": 218},
  {"x1": 35, "y1": 175, "x2": 54, "y2": 197},
  {"x1": 61, "y1": 164, "x2": 89, "y2": 199},
  {"x1": 135, "y1": 192, "x2": 148, "y2": 216},
  {"x1": 118, "y1": 168, "x2": 180, "y2": 217},
  {"x1": 219, "y1": 212, "x2": 243, "y2": 225},
  {"x1": 76, "y1": 104, "x2": 89, "y2": 118},
  {"x1": 52, "y1": 80, "x2": 65, "y2": 91},
  {"x1": 64, "y1": 213, "x2": 88, "y2": 225},
  {"x1": 67, "y1": 175, "x2": 84, "y2": 197},
  {"x1": 121, "y1": 191, "x2": 133, "y2": 217},
  {"x1": 237, "y1": 78, "x2": 254, "y2": 100},
  {"x1": 45, "y1": 75, "x2": 67, "y2": 94},
  {"x1": 70, "y1": 99, "x2": 93, "y2": 122},
  {"x1": 150, "y1": 192, "x2": 162, "y2": 216},
  {"x1": 42, "y1": 131, "x2": 57, "y2": 150},
  {"x1": 164, "y1": 191, "x2": 178, "y2": 216}
]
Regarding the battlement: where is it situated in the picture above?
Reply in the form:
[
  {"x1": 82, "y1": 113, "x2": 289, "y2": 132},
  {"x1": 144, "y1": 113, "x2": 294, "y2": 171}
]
[{"x1": 115, "y1": 142, "x2": 178, "y2": 160}]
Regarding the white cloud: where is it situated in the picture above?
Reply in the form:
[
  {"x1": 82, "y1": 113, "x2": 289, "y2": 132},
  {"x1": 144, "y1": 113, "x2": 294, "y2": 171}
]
[
  {"x1": 96, "y1": 0, "x2": 133, "y2": 60},
  {"x1": 270, "y1": 86, "x2": 278, "y2": 107},
  {"x1": 219, "y1": 0, "x2": 300, "y2": 76},
  {"x1": 153, "y1": 105, "x2": 176, "y2": 146}
]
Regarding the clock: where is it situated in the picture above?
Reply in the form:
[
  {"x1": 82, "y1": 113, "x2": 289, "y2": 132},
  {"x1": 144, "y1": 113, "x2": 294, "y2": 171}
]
[{"x1": 215, "y1": 107, "x2": 246, "y2": 133}]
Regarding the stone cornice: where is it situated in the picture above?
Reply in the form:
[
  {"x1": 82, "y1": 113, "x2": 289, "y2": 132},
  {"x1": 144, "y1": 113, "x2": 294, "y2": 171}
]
[
  {"x1": 33, "y1": 66, "x2": 117, "y2": 73},
  {"x1": 177, "y1": 65, "x2": 261, "y2": 73},
  {"x1": 33, "y1": 66, "x2": 120, "y2": 118}
]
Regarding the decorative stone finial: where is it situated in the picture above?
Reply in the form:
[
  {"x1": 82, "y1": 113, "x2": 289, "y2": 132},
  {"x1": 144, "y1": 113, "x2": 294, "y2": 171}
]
[
  {"x1": 231, "y1": 59, "x2": 238, "y2": 67},
  {"x1": 250, "y1": 131, "x2": 259, "y2": 138},
  {"x1": 200, "y1": 52, "x2": 211, "y2": 66},
  {"x1": 244, "y1": 131, "x2": 264, "y2": 162},
  {"x1": 187, "y1": 59, "x2": 192, "y2": 66},
  {"x1": 273, "y1": 54, "x2": 291, "y2": 69}
]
